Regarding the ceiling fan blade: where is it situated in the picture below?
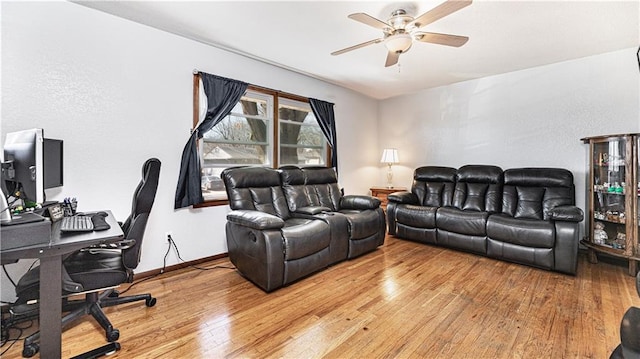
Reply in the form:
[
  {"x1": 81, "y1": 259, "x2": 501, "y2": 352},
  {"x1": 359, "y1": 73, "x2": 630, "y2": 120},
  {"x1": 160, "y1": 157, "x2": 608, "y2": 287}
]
[
  {"x1": 414, "y1": 32, "x2": 469, "y2": 47},
  {"x1": 331, "y1": 38, "x2": 383, "y2": 56},
  {"x1": 409, "y1": 0, "x2": 472, "y2": 28},
  {"x1": 348, "y1": 13, "x2": 391, "y2": 30},
  {"x1": 385, "y1": 51, "x2": 400, "y2": 67}
]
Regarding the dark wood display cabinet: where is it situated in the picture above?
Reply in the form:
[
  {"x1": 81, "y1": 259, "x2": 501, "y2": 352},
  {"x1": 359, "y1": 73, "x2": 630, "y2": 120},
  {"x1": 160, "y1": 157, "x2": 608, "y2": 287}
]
[{"x1": 581, "y1": 133, "x2": 639, "y2": 275}]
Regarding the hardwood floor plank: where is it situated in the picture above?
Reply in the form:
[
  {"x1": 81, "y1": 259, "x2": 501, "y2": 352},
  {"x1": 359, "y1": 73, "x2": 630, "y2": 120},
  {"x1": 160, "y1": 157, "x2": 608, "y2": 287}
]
[{"x1": 2, "y1": 236, "x2": 639, "y2": 358}]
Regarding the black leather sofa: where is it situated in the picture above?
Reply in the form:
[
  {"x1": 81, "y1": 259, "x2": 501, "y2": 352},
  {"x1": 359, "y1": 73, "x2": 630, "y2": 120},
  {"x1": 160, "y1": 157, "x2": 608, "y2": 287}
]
[
  {"x1": 222, "y1": 166, "x2": 385, "y2": 292},
  {"x1": 386, "y1": 165, "x2": 584, "y2": 274}
]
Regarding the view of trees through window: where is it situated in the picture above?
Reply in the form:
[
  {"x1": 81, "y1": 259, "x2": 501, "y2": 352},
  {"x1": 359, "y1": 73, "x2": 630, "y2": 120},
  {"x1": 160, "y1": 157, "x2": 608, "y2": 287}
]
[
  {"x1": 279, "y1": 99, "x2": 326, "y2": 166},
  {"x1": 198, "y1": 88, "x2": 328, "y2": 202}
]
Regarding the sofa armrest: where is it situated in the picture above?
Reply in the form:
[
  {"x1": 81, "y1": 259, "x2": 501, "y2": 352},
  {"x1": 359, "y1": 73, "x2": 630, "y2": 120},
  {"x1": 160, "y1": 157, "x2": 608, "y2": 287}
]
[
  {"x1": 227, "y1": 210, "x2": 285, "y2": 230},
  {"x1": 340, "y1": 195, "x2": 380, "y2": 210},
  {"x1": 548, "y1": 206, "x2": 584, "y2": 222},
  {"x1": 295, "y1": 206, "x2": 332, "y2": 215},
  {"x1": 387, "y1": 191, "x2": 419, "y2": 205}
]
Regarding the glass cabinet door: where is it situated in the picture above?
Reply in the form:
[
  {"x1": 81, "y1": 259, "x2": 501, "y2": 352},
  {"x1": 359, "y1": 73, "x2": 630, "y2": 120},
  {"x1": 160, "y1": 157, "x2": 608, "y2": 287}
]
[
  {"x1": 636, "y1": 136, "x2": 640, "y2": 258},
  {"x1": 591, "y1": 138, "x2": 628, "y2": 251}
]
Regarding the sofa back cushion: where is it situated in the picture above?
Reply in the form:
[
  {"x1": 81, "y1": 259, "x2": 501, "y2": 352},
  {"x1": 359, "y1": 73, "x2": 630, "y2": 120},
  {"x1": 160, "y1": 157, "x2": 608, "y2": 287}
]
[
  {"x1": 412, "y1": 166, "x2": 457, "y2": 207},
  {"x1": 452, "y1": 165, "x2": 503, "y2": 212},
  {"x1": 222, "y1": 166, "x2": 291, "y2": 219},
  {"x1": 502, "y1": 168, "x2": 575, "y2": 220},
  {"x1": 279, "y1": 166, "x2": 342, "y2": 212}
]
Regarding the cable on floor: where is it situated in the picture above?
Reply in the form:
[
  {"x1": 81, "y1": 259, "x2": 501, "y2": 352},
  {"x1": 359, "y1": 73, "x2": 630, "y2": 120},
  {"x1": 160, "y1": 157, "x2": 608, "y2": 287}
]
[{"x1": 167, "y1": 234, "x2": 235, "y2": 271}]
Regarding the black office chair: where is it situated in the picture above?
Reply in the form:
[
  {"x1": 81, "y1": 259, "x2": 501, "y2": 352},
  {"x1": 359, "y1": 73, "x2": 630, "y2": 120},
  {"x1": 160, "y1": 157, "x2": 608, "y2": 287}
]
[
  {"x1": 610, "y1": 270, "x2": 640, "y2": 359},
  {"x1": 12, "y1": 158, "x2": 161, "y2": 357}
]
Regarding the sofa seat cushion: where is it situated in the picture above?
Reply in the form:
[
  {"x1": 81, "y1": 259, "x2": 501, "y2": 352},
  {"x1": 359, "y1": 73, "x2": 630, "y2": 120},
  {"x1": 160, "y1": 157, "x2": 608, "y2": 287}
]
[
  {"x1": 487, "y1": 214, "x2": 555, "y2": 248},
  {"x1": 436, "y1": 207, "x2": 488, "y2": 236},
  {"x1": 339, "y1": 209, "x2": 381, "y2": 239},
  {"x1": 395, "y1": 205, "x2": 437, "y2": 228},
  {"x1": 282, "y1": 218, "x2": 331, "y2": 260}
]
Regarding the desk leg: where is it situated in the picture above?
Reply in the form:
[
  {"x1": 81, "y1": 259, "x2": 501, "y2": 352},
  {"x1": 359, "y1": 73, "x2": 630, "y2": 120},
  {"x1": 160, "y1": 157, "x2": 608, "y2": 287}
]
[{"x1": 39, "y1": 255, "x2": 62, "y2": 358}]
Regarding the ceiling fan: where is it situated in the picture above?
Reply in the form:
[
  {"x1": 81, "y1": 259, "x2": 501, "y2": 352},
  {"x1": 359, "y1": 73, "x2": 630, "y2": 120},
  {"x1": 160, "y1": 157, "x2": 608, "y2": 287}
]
[{"x1": 331, "y1": 0, "x2": 472, "y2": 67}]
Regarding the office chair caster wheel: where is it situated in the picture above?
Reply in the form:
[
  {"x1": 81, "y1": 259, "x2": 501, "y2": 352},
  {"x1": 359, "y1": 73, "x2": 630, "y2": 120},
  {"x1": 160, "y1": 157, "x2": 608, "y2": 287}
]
[
  {"x1": 108, "y1": 290, "x2": 120, "y2": 298},
  {"x1": 106, "y1": 328, "x2": 120, "y2": 342},
  {"x1": 146, "y1": 297, "x2": 157, "y2": 307},
  {"x1": 22, "y1": 343, "x2": 39, "y2": 358}
]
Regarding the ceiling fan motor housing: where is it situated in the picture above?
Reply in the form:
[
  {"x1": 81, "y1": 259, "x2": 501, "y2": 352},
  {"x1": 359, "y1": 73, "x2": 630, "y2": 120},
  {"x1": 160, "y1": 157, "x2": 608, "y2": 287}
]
[{"x1": 385, "y1": 9, "x2": 416, "y2": 35}]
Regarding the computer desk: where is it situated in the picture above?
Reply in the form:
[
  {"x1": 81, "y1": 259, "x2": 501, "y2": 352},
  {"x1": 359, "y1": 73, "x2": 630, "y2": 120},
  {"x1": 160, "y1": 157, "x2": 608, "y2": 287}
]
[{"x1": 0, "y1": 211, "x2": 124, "y2": 358}]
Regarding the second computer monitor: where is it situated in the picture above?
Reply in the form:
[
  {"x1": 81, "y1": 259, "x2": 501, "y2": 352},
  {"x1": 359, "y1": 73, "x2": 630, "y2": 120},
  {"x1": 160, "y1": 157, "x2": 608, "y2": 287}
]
[{"x1": 2, "y1": 128, "x2": 63, "y2": 204}]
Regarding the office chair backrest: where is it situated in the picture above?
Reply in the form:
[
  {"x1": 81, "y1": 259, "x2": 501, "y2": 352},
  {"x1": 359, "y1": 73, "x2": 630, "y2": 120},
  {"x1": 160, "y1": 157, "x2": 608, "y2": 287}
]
[{"x1": 121, "y1": 158, "x2": 161, "y2": 270}]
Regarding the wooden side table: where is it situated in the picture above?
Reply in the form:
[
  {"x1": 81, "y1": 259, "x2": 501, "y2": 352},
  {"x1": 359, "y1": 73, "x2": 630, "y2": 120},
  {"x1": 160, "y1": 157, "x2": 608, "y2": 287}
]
[{"x1": 370, "y1": 186, "x2": 407, "y2": 210}]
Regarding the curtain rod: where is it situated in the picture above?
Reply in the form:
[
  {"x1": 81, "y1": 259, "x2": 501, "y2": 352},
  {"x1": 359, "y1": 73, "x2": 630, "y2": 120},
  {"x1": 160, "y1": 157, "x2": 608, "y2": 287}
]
[{"x1": 192, "y1": 69, "x2": 333, "y2": 106}]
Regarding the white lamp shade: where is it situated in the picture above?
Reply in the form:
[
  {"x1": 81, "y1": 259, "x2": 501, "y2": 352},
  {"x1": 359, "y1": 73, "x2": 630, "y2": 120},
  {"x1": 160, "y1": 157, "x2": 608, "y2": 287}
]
[
  {"x1": 384, "y1": 33, "x2": 413, "y2": 53},
  {"x1": 380, "y1": 148, "x2": 399, "y2": 164}
]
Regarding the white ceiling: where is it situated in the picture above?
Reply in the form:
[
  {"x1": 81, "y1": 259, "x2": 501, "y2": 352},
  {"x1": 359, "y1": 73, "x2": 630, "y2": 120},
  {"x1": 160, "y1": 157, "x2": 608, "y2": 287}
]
[{"x1": 77, "y1": 1, "x2": 639, "y2": 100}]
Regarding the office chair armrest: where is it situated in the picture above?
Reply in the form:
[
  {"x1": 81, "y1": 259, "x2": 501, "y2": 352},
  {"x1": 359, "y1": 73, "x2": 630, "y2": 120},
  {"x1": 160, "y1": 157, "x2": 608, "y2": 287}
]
[
  {"x1": 62, "y1": 266, "x2": 84, "y2": 293},
  {"x1": 112, "y1": 239, "x2": 136, "y2": 250},
  {"x1": 81, "y1": 239, "x2": 136, "y2": 251}
]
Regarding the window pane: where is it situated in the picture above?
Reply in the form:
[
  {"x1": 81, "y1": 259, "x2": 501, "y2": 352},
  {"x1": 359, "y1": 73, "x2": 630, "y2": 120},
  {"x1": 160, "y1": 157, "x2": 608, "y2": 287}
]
[
  {"x1": 199, "y1": 90, "x2": 274, "y2": 200},
  {"x1": 278, "y1": 99, "x2": 327, "y2": 166}
]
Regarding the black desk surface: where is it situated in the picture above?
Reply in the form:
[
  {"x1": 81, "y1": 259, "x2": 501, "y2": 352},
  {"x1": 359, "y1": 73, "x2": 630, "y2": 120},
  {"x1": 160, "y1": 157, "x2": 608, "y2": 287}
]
[{"x1": 0, "y1": 210, "x2": 124, "y2": 261}]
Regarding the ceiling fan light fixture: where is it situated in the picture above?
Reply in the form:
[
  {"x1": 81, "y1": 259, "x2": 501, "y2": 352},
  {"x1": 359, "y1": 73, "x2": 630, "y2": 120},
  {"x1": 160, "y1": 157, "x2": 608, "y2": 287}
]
[{"x1": 384, "y1": 33, "x2": 413, "y2": 53}]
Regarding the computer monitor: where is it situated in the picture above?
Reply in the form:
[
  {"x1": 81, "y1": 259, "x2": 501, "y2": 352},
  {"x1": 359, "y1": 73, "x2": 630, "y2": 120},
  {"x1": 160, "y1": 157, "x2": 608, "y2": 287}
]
[
  {"x1": 44, "y1": 138, "x2": 64, "y2": 189},
  {"x1": 0, "y1": 187, "x2": 10, "y2": 222},
  {"x1": 2, "y1": 128, "x2": 63, "y2": 205}
]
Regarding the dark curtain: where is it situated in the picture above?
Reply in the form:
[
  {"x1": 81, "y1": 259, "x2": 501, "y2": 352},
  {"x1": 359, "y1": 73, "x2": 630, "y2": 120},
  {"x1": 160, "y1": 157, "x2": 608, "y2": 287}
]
[
  {"x1": 309, "y1": 98, "x2": 338, "y2": 173},
  {"x1": 174, "y1": 72, "x2": 248, "y2": 209}
]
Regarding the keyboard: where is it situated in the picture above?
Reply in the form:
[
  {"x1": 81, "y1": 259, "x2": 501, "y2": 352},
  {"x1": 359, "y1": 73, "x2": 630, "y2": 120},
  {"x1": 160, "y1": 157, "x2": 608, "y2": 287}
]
[{"x1": 60, "y1": 216, "x2": 94, "y2": 232}]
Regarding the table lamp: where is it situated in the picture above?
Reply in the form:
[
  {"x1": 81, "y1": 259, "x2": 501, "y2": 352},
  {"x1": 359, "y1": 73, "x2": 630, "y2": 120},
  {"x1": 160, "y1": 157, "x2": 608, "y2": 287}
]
[{"x1": 380, "y1": 148, "x2": 399, "y2": 188}]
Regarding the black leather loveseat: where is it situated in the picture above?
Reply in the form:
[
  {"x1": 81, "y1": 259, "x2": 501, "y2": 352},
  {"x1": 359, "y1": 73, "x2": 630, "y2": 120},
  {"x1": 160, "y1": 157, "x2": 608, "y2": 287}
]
[
  {"x1": 222, "y1": 166, "x2": 385, "y2": 292},
  {"x1": 386, "y1": 165, "x2": 584, "y2": 274}
]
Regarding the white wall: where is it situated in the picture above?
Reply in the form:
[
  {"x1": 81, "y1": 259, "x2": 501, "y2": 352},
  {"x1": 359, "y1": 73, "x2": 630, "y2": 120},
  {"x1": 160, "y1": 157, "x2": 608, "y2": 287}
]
[
  {"x1": 379, "y1": 47, "x2": 640, "y2": 238},
  {"x1": 0, "y1": 1, "x2": 379, "y2": 302}
]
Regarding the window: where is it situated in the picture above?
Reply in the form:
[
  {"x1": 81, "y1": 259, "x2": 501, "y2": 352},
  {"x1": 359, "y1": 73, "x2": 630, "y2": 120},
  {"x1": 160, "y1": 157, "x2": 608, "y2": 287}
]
[{"x1": 196, "y1": 84, "x2": 329, "y2": 204}]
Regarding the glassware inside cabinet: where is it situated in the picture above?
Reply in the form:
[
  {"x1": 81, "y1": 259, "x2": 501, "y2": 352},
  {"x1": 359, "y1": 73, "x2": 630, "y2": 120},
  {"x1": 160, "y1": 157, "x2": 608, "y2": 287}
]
[{"x1": 592, "y1": 139, "x2": 627, "y2": 249}]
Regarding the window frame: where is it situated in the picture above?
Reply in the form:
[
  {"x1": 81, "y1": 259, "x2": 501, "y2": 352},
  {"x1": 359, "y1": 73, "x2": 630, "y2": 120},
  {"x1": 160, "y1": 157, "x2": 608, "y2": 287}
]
[{"x1": 193, "y1": 76, "x2": 331, "y2": 208}]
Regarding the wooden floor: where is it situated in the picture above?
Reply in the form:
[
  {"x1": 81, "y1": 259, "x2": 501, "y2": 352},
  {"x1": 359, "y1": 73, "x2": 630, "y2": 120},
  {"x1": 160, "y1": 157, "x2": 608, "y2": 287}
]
[{"x1": 2, "y1": 236, "x2": 639, "y2": 358}]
